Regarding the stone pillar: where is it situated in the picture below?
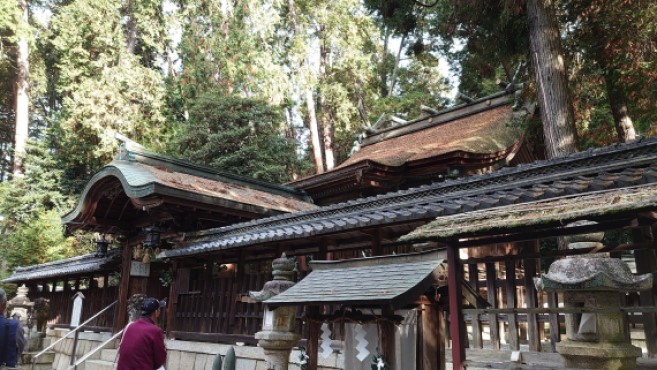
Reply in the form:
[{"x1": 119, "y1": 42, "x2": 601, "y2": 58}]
[{"x1": 250, "y1": 254, "x2": 300, "y2": 370}]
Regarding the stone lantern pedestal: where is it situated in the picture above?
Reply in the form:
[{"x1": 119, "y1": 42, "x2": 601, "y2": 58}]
[
  {"x1": 250, "y1": 254, "x2": 300, "y2": 370},
  {"x1": 535, "y1": 222, "x2": 652, "y2": 370}
]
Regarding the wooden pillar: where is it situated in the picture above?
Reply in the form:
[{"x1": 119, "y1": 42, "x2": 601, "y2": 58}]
[
  {"x1": 634, "y1": 227, "x2": 657, "y2": 357},
  {"x1": 115, "y1": 241, "x2": 133, "y2": 332},
  {"x1": 306, "y1": 306, "x2": 320, "y2": 370},
  {"x1": 467, "y1": 263, "x2": 483, "y2": 349},
  {"x1": 381, "y1": 307, "x2": 396, "y2": 367},
  {"x1": 547, "y1": 292, "x2": 560, "y2": 352},
  {"x1": 505, "y1": 260, "x2": 520, "y2": 351},
  {"x1": 523, "y1": 241, "x2": 540, "y2": 352},
  {"x1": 166, "y1": 260, "x2": 179, "y2": 339},
  {"x1": 420, "y1": 298, "x2": 443, "y2": 370},
  {"x1": 447, "y1": 246, "x2": 466, "y2": 370},
  {"x1": 485, "y1": 262, "x2": 500, "y2": 350}
]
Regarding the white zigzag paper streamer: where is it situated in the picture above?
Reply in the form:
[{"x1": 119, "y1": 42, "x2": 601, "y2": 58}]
[
  {"x1": 354, "y1": 324, "x2": 370, "y2": 362},
  {"x1": 320, "y1": 323, "x2": 333, "y2": 359}
]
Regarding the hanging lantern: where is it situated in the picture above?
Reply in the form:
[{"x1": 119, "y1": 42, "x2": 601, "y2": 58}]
[
  {"x1": 143, "y1": 227, "x2": 161, "y2": 249},
  {"x1": 94, "y1": 234, "x2": 110, "y2": 257}
]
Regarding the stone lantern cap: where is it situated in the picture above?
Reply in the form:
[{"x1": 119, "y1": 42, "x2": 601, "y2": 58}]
[
  {"x1": 250, "y1": 253, "x2": 296, "y2": 302},
  {"x1": 9, "y1": 285, "x2": 32, "y2": 307},
  {"x1": 535, "y1": 256, "x2": 653, "y2": 292}
]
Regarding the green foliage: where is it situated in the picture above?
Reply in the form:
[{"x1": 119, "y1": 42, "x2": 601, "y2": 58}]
[
  {"x1": 48, "y1": 0, "x2": 169, "y2": 188},
  {"x1": 562, "y1": 0, "x2": 657, "y2": 146},
  {"x1": 170, "y1": 93, "x2": 301, "y2": 183},
  {"x1": 0, "y1": 209, "x2": 68, "y2": 267},
  {"x1": 0, "y1": 140, "x2": 89, "y2": 268}
]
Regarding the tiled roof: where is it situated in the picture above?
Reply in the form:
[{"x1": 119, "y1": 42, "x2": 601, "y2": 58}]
[
  {"x1": 160, "y1": 138, "x2": 657, "y2": 259},
  {"x1": 401, "y1": 183, "x2": 657, "y2": 242},
  {"x1": 62, "y1": 146, "x2": 316, "y2": 227},
  {"x1": 2, "y1": 251, "x2": 120, "y2": 283},
  {"x1": 265, "y1": 249, "x2": 446, "y2": 308}
]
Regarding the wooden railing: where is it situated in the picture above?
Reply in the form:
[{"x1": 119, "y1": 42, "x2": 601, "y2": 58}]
[{"x1": 448, "y1": 255, "x2": 657, "y2": 356}]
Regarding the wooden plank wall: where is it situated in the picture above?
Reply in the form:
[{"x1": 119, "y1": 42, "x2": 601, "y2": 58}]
[
  {"x1": 35, "y1": 275, "x2": 118, "y2": 329},
  {"x1": 171, "y1": 261, "x2": 269, "y2": 340}
]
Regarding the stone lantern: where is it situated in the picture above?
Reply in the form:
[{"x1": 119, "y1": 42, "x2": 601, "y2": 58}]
[
  {"x1": 9, "y1": 284, "x2": 32, "y2": 326},
  {"x1": 535, "y1": 221, "x2": 653, "y2": 370},
  {"x1": 250, "y1": 253, "x2": 300, "y2": 370}
]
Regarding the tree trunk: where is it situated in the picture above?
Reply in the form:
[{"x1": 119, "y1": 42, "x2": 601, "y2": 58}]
[
  {"x1": 602, "y1": 69, "x2": 636, "y2": 143},
  {"x1": 318, "y1": 27, "x2": 335, "y2": 170},
  {"x1": 388, "y1": 33, "x2": 406, "y2": 97},
  {"x1": 323, "y1": 116, "x2": 335, "y2": 171},
  {"x1": 125, "y1": 0, "x2": 137, "y2": 54},
  {"x1": 13, "y1": 0, "x2": 30, "y2": 177},
  {"x1": 527, "y1": 0, "x2": 578, "y2": 158},
  {"x1": 306, "y1": 88, "x2": 325, "y2": 173}
]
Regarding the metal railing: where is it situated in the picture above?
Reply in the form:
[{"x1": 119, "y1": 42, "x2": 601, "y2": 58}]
[
  {"x1": 31, "y1": 300, "x2": 117, "y2": 366},
  {"x1": 67, "y1": 327, "x2": 124, "y2": 370}
]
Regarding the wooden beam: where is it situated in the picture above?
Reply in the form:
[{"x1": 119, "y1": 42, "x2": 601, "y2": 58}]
[
  {"x1": 447, "y1": 246, "x2": 466, "y2": 369},
  {"x1": 463, "y1": 239, "x2": 656, "y2": 264},
  {"x1": 451, "y1": 218, "x2": 635, "y2": 248}
]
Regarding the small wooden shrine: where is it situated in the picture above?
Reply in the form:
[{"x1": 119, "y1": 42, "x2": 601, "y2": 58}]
[{"x1": 266, "y1": 249, "x2": 448, "y2": 370}]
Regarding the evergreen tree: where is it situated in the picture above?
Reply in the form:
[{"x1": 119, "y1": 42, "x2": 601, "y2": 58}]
[
  {"x1": 0, "y1": 141, "x2": 88, "y2": 268},
  {"x1": 170, "y1": 92, "x2": 304, "y2": 183},
  {"x1": 48, "y1": 0, "x2": 169, "y2": 189}
]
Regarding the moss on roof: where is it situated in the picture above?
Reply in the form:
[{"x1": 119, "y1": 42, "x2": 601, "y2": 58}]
[{"x1": 400, "y1": 183, "x2": 657, "y2": 242}]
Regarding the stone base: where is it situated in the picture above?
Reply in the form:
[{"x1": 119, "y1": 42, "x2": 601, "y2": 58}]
[{"x1": 556, "y1": 340, "x2": 642, "y2": 370}]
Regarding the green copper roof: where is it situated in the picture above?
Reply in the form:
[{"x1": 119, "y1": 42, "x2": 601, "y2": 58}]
[{"x1": 62, "y1": 144, "x2": 316, "y2": 228}]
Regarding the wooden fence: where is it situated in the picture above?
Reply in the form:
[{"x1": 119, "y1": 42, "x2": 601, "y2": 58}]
[{"x1": 448, "y1": 253, "x2": 657, "y2": 358}]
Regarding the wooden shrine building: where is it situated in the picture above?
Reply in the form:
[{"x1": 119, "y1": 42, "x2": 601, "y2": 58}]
[
  {"x1": 5, "y1": 87, "x2": 657, "y2": 369},
  {"x1": 4, "y1": 138, "x2": 315, "y2": 331},
  {"x1": 288, "y1": 89, "x2": 539, "y2": 205}
]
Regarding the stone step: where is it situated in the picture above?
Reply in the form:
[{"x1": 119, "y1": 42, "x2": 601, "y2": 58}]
[
  {"x1": 100, "y1": 348, "x2": 118, "y2": 362},
  {"x1": 84, "y1": 359, "x2": 116, "y2": 370},
  {"x1": 22, "y1": 350, "x2": 56, "y2": 364}
]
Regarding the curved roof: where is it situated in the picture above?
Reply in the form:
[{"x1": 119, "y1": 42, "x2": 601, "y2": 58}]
[
  {"x1": 339, "y1": 104, "x2": 521, "y2": 168},
  {"x1": 288, "y1": 90, "x2": 533, "y2": 204},
  {"x1": 62, "y1": 146, "x2": 316, "y2": 232}
]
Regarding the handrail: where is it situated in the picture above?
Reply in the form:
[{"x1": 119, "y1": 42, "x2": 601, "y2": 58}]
[
  {"x1": 31, "y1": 300, "x2": 118, "y2": 365},
  {"x1": 66, "y1": 327, "x2": 124, "y2": 370}
]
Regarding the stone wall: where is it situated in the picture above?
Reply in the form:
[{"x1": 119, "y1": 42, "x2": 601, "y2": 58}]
[
  {"x1": 165, "y1": 340, "x2": 344, "y2": 370},
  {"x1": 46, "y1": 328, "x2": 344, "y2": 370}
]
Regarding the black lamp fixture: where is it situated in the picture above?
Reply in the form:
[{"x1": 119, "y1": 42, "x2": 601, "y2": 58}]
[
  {"x1": 143, "y1": 227, "x2": 161, "y2": 249},
  {"x1": 94, "y1": 234, "x2": 110, "y2": 257}
]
